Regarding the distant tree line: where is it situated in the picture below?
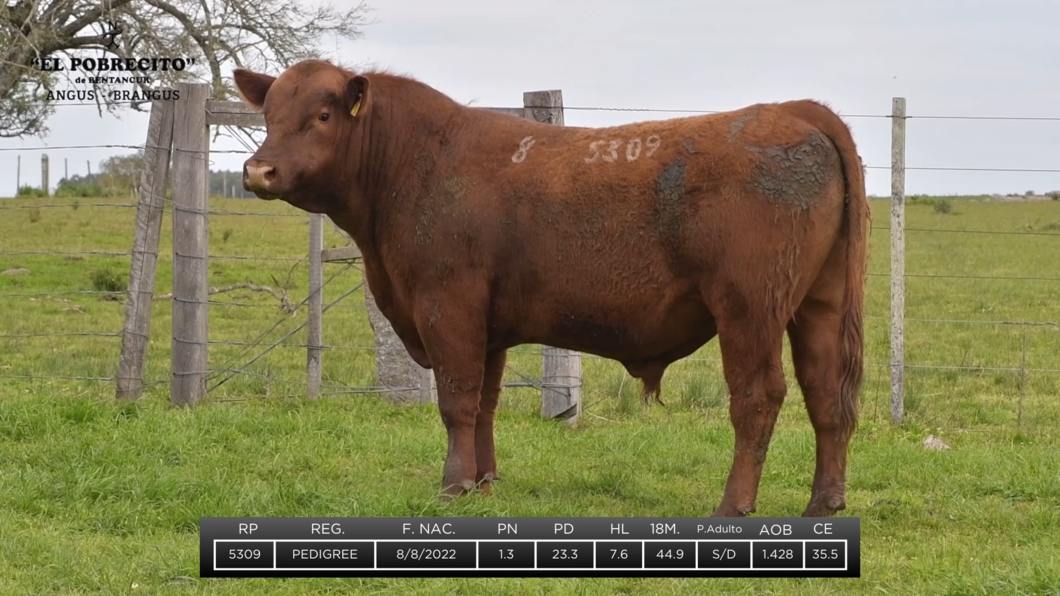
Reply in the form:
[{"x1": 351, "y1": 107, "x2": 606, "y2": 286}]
[
  {"x1": 16, "y1": 150, "x2": 252, "y2": 198},
  {"x1": 210, "y1": 169, "x2": 255, "y2": 198}
]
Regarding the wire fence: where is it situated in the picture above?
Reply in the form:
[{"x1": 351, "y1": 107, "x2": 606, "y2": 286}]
[
  {"x1": 10, "y1": 96, "x2": 1060, "y2": 120},
  {"x1": 1, "y1": 97, "x2": 1057, "y2": 434},
  {"x1": 8, "y1": 140, "x2": 1060, "y2": 175}
]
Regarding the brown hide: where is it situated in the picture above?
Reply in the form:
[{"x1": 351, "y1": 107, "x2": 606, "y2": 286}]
[{"x1": 236, "y1": 60, "x2": 869, "y2": 517}]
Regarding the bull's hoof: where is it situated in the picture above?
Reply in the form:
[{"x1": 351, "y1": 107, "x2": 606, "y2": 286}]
[
  {"x1": 802, "y1": 494, "x2": 846, "y2": 517},
  {"x1": 711, "y1": 503, "x2": 755, "y2": 517},
  {"x1": 439, "y1": 479, "x2": 476, "y2": 501},
  {"x1": 475, "y1": 472, "x2": 500, "y2": 495}
]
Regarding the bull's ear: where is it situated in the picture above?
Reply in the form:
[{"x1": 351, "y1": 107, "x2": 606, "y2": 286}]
[
  {"x1": 345, "y1": 75, "x2": 369, "y2": 118},
  {"x1": 233, "y1": 68, "x2": 276, "y2": 110}
]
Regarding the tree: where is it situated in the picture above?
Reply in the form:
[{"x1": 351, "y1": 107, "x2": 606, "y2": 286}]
[
  {"x1": 0, "y1": 0, "x2": 372, "y2": 138},
  {"x1": 98, "y1": 150, "x2": 143, "y2": 194}
]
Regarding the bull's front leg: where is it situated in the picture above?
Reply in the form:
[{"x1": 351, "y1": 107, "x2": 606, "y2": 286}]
[
  {"x1": 414, "y1": 297, "x2": 488, "y2": 500},
  {"x1": 475, "y1": 349, "x2": 507, "y2": 494}
]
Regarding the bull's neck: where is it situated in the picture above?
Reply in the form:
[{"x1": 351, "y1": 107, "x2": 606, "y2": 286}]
[{"x1": 345, "y1": 75, "x2": 466, "y2": 253}]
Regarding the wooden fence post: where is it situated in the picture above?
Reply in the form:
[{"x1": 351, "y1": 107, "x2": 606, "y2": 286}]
[
  {"x1": 116, "y1": 100, "x2": 176, "y2": 400},
  {"x1": 890, "y1": 97, "x2": 907, "y2": 425},
  {"x1": 307, "y1": 213, "x2": 324, "y2": 399},
  {"x1": 364, "y1": 283, "x2": 438, "y2": 404},
  {"x1": 41, "y1": 154, "x2": 49, "y2": 196},
  {"x1": 522, "y1": 90, "x2": 582, "y2": 423},
  {"x1": 310, "y1": 241, "x2": 432, "y2": 404},
  {"x1": 170, "y1": 83, "x2": 211, "y2": 407}
]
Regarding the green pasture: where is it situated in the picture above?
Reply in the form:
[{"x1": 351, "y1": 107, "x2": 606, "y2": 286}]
[{"x1": 0, "y1": 195, "x2": 1057, "y2": 594}]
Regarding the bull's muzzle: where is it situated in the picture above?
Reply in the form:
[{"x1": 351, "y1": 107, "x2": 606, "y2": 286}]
[{"x1": 243, "y1": 160, "x2": 279, "y2": 198}]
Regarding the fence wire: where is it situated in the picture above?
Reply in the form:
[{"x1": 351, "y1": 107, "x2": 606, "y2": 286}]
[{"x1": 17, "y1": 98, "x2": 1060, "y2": 121}]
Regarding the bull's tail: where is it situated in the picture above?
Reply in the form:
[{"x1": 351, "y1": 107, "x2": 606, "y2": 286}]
[{"x1": 786, "y1": 100, "x2": 870, "y2": 439}]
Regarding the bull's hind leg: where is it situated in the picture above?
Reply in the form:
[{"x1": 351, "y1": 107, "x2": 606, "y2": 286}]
[
  {"x1": 711, "y1": 304, "x2": 789, "y2": 517},
  {"x1": 789, "y1": 273, "x2": 854, "y2": 516},
  {"x1": 474, "y1": 349, "x2": 507, "y2": 494}
]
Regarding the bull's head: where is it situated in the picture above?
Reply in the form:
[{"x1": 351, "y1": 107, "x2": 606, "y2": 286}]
[{"x1": 233, "y1": 60, "x2": 371, "y2": 213}]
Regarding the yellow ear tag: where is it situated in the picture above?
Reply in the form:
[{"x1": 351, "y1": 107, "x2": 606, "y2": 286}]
[{"x1": 350, "y1": 98, "x2": 362, "y2": 116}]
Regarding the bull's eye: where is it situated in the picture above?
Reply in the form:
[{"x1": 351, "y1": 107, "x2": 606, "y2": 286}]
[{"x1": 319, "y1": 112, "x2": 330, "y2": 122}]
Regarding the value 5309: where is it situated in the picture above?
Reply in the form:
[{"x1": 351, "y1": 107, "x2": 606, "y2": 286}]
[{"x1": 228, "y1": 548, "x2": 262, "y2": 560}]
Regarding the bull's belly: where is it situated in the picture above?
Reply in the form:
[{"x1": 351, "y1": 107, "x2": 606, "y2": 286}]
[{"x1": 496, "y1": 292, "x2": 716, "y2": 364}]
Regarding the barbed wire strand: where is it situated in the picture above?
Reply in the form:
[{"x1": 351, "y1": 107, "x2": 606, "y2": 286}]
[
  {"x1": 143, "y1": 189, "x2": 305, "y2": 217},
  {"x1": 5, "y1": 140, "x2": 1060, "y2": 173},
  {"x1": 0, "y1": 374, "x2": 117, "y2": 382},
  {"x1": 17, "y1": 99, "x2": 1060, "y2": 121},
  {"x1": 0, "y1": 202, "x2": 137, "y2": 210},
  {"x1": 865, "y1": 272, "x2": 1060, "y2": 282},
  {"x1": 0, "y1": 331, "x2": 119, "y2": 339},
  {"x1": 862, "y1": 316, "x2": 1060, "y2": 327},
  {"x1": 872, "y1": 226, "x2": 1060, "y2": 238},
  {"x1": 4, "y1": 198, "x2": 1058, "y2": 235},
  {"x1": 0, "y1": 249, "x2": 129, "y2": 257},
  {"x1": 0, "y1": 290, "x2": 119, "y2": 297},
  {"x1": 209, "y1": 254, "x2": 307, "y2": 262}
]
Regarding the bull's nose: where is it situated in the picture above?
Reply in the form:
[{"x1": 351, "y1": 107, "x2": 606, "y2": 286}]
[{"x1": 243, "y1": 162, "x2": 276, "y2": 191}]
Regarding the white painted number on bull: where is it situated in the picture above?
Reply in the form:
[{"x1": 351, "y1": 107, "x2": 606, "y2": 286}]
[
  {"x1": 585, "y1": 135, "x2": 662, "y2": 164},
  {"x1": 646, "y1": 135, "x2": 661, "y2": 157},
  {"x1": 512, "y1": 136, "x2": 536, "y2": 163},
  {"x1": 626, "y1": 138, "x2": 642, "y2": 161},
  {"x1": 584, "y1": 140, "x2": 606, "y2": 164}
]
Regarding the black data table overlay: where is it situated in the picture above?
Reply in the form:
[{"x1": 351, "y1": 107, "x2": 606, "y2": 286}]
[{"x1": 200, "y1": 517, "x2": 860, "y2": 578}]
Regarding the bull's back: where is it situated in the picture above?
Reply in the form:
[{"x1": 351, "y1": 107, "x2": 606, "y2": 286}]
[{"x1": 458, "y1": 103, "x2": 849, "y2": 353}]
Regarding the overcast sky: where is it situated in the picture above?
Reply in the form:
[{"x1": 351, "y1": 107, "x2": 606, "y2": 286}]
[{"x1": 2, "y1": 0, "x2": 1058, "y2": 197}]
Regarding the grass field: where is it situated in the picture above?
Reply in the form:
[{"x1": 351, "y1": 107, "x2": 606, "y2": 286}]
[{"x1": 1, "y1": 195, "x2": 1058, "y2": 594}]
